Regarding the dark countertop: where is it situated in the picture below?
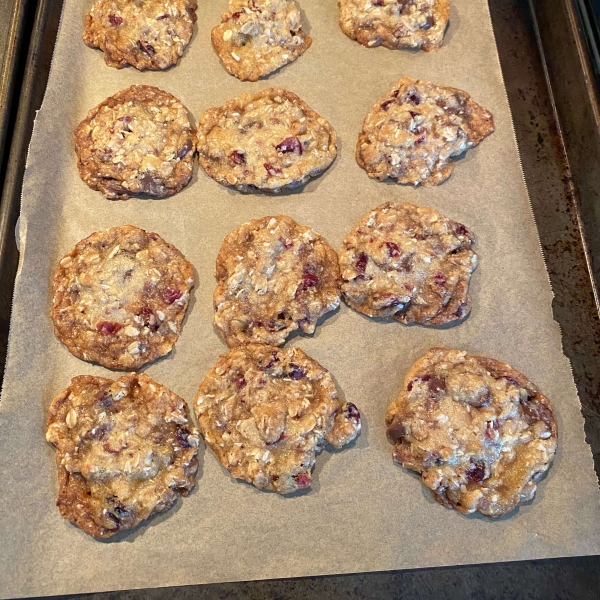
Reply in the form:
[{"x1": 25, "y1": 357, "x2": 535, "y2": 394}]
[{"x1": 2, "y1": 0, "x2": 600, "y2": 598}]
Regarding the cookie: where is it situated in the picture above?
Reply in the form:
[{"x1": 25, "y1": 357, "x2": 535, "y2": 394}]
[
  {"x1": 51, "y1": 225, "x2": 194, "y2": 370},
  {"x1": 211, "y1": 0, "x2": 312, "y2": 81},
  {"x1": 46, "y1": 373, "x2": 200, "y2": 538},
  {"x1": 75, "y1": 85, "x2": 196, "y2": 200},
  {"x1": 83, "y1": 0, "x2": 197, "y2": 70},
  {"x1": 339, "y1": 0, "x2": 449, "y2": 51},
  {"x1": 356, "y1": 77, "x2": 494, "y2": 186},
  {"x1": 195, "y1": 344, "x2": 361, "y2": 494},
  {"x1": 385, "y1": 348, "x2": 557, "y2": 517},
  {"x1": 214, "y1": 216, "x2": 341, "y2": 347},
  {"x1": 339, "y1": 202, "x2": 477, "y2": 325},
  {"x1": 197, "y1": 88, "x2": 337, "y2": 193}
]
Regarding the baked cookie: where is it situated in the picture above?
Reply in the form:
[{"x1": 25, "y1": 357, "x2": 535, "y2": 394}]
[
  {"x1": 214, "y1": 215, "x2": 341, "y2": 347},
  {"x1": 339, "y1": 202, "x2": 477, "y2": 325},
  {"x1": 339, "y1": 0, "x2": 449, "y2": 51},
  {"x1": 46, "y1": 373, "x2": 200, "y2": 538},
  {"x1": 83, "y1": 0, "x2": 197, "y2": 70},
  {"x1": 212, "y1": 0, "x2": 312, "y2": 81},
  {"x1": 386, "y1": 348, "x2": 557, "y2": 517},
  {"x1": 195, "y1": 344, "x2": 361, "y2": 494},
  {"x1": 197, "y1": 88, "x2": 337, "y2": 193},
  {"x1": 51, "y1": 225, "x2": 194, "y2": 370},
  {"x1": 75, "y1": 85, "x2": 196, "y2": 200},
  {"x1": 356, "y1": 77, "x2": 494, "y2": 186}
]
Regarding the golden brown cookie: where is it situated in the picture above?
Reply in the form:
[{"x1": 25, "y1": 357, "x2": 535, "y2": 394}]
[
  {"x1": 46, "y1": 373, "x2": 200, "y2": 538},
  {"x1": 339, "y1": 202, "x2": 477, "y2": 325},
  {"x1": 339, "y1": 0, "x2": 449, "y2": 51},
  {"x1": 214, "y1": 215, "x2": 341, "y2": 347},
  {"x1": 75, "y1": 85, "x2": 196, "y2": 200},
  {"x1": 357, "y1": 77, "x2": 494, "y2": 186},
  {"x1": 83, "y1": 0, "x2": 197, "y2": 70},
  {"x1": 195, "y1": 344, "x2": 361, "y2": 494},
  {"x1": 197, "y1": 88, "x2": 337, "y2": 193},
  {"x1": 51, "y1": 225, "x2": 194, "y2": 370},
  {"x1": 211, "y1": 0, "x2": 312, "y2": 81},
  {"x1": 385, "y1": 348, "x2": 557, "y2": 517}
]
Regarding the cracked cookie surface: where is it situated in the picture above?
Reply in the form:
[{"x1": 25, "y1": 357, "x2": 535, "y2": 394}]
[
  {"x1": 195, "y1": 344, "x2": 361, "y2": 494},
  {"x1": 75, "y1": 85, "x2": 196, "y2": 200},
  {"x1": 46, "y1": 373, "x2": 200, "y2": 538},
  {"x1": 83, "y1": 0, "x2": 197, "y2": 70},
  {"x1": 197, "y1": 88, "x2": 337, "y2": 193},
  {"x1": 386, "y1": 348, "x2": 557, "y2": 517},
  {"x1": 212, "y1": 0, "x2": 312, "y2": 81},
  {"x1": 51, "y1": 225, "x2": 194, "y2": 370},
  {"x1": 339, "y1": 202, "x2": 477, "y2": 325},
  {"x1": 357, "y1": 77, "x2": 494, "y2": 186},
  {"x1": 215, "y1": 215, "x2": 341, "y2": 347},
  {"x1": 339, "y1": 0, "x2": 449, "y2": 51}
]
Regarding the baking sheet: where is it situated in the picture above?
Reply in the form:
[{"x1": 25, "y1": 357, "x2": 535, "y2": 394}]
[{"x1": 1, "y1": 0, "x2": 600, "y2": 597}]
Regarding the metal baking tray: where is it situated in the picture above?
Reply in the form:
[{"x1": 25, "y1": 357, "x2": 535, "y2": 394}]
[{"x1": 1, "y1": 0, "x2": 600, "y2": 597}]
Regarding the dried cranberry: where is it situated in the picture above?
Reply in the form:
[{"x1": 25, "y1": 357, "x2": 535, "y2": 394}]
[
  {"x1": 176, "y1": 427, "x2": 193, "y2": 449},
  {"x1": 373, "y1": 0, "x2": 384, "y2": 5},
  {"x1": 288, "y1": 364, "x2": 306, "y2": 380},
  {"x1": 96, "y1": 321, "x2": 122, "y2": 335},
  {"x1": 103, "y1": 442, "x2": 121, "y2": 455},
  {"x1": 386, "y1": 242, "x2": 401, "y2": 258},
  {"x1": 409, "y1": 111, "x2": 419, "y2": 118},
  {"x1": 276, "y1": 136, "x2": 303, "y2": 155},
  {"x1": 264, "y1": 163, "x2": 282, "y2": 177},
  {"x1": 455, "y1": 224, "x2": 469, "y2": 236},
  {"x1": 422, "y1": 15, "x2": 434, "y2": 29},
  {"x1": 229, "y1": 151, "x2": 246, "y2": 165},
  {"x1": 381, "y1": 99, "x2": 396, "y2": 111},
  {"x1": 433, "y1": 272, "x2": 447, "y2": 286},
  {"x1": 416, "y1": 134, "x2": 426, "y2": 144},
  {"x1": 267, "y1": 432, "x2": 287, "y2": 446},
  {"x1": 162, "y1": 287, "x2": 183, "y2": 305},
  {"x1": 117, "y1": 115, "x2": 132, "y2": 124},
  {"x1": 265, "y1": 319, "x2": 285, "y2": 332},
  {"x1": 95, "y1": 393, "x2": 114, "y2": 410},
  {"x1": 344, "y1": 403, "x2": 361, "y2": 424},
  {"x1": 466, "y1": 461, "x2": 486, "y2": 483},
  {"x1": 156, "y1": 13, "x2": 170, "y2": 19},
  {"x1": 236, "y1": 377, "x2": 246, "y2": 389},
  {"x1": 259, "y1": 351, "x2": 280, "y2": 371},
  {"x1": 231, "y1": 10, "x2": 243, "y2": 19},
  {"x1": 278, "y1": 236, "x2": 293, "y2": 249},
  {"x1": 408, "y1": 92, "x2": 421, "y2": 105},
  {"x1": 137, "y1": 40, "x2": 155, "y2": 55},
  {"x1": 137, "y1": 307, "x2": 158, "y2": 331},
  {"x1": 294, "y1": 473, "x2": 312, "y2": 489},
  {"x1": 484, "y1": 419, "x2": 499, "y2": 441},
  {"x1": 355, "y1": 253, "x2": 368, "y2": 273},
  {"x1": 108, "y1": 13, "x2": 123, "y2": 26},
  {"x1": 300, "y1": 264, "x2": 319, "y2": 290}
]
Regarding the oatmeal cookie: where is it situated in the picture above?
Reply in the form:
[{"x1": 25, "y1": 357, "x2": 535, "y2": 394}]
[
  {"x1": 75, "y1": 85, "x2": 196, "y2": 200},
  {"x1": 356, "y1": 77, "x2": 494, "y2": 186},
  {"x1": 197, "y1": 88, "x2": 337, "y2": 193},
  {"x1": 386, "y1": 348, "x2": 557, "y2": 517},
  {"x1": 212, "y1": 0, "x2": 312, "y2": 81},
  {"x1": 339, "y1": 0, "x2": 449, "y2": 51},
  {"x1": 83, "y1": 0, "x2": 197, "y2": 70},
  {"x1": 51, "y1": 225, "x2": 194, "y2": 370},
  {"x1": 195, "y1": 344, "x2": 361, "y2": 494},
  {"x1": 339, "y1": 202, "x2": 477, "y2": 325},
  {"x1": 215, "y1": 215, "x2": 341, "y2": 347},
  {"x1": 46, "y1": 373, "x2": 200, "y2": 538}
]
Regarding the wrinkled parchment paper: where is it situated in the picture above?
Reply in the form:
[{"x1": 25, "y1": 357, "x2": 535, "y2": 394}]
[{"x1": 1, "y1": 0, "x2": 600, "y2": 597}]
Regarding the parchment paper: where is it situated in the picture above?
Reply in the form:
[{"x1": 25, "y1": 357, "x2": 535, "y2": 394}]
[{"x1": 1, "y1": 0, "x2": 600, "y2": 597}]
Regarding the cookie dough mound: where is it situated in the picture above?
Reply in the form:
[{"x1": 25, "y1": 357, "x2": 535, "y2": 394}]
[
  {"x1": 215, "y1": 215, "x2": 341, "y2": 347},
  {"x1": 51, "y1": 225, "x2": 194, "y2": 370},
  {"x1": 46, "y1": 373, "x2": 200, "y2": 538},
  {"x1": 83, "y1": 0, "x2": 197, "y2": 70},
  {"x1": 357, "y1": 77, "x2": 494, "y2": 186},
  {"x1": 197, "y1": 88, "x2": 337, "y2": 193},
  {"x1": 212, "y1": 0, "x2": 312, "y2": 81},
  {"x1": 339, "y1": 0, "x2": 449, "y2": 51},
  {"x1": 195, "y1": 344, "x2": 361, "y2": 494},
  {"x1": 340, "y1": 202, "x2": 477, "y2": 325},
  {"x1": 75, "y1": 85, "x2": 196, "y2": 200},
  {"x1": 385, "y1": 348, "x2": 557, "y2": 517}
]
